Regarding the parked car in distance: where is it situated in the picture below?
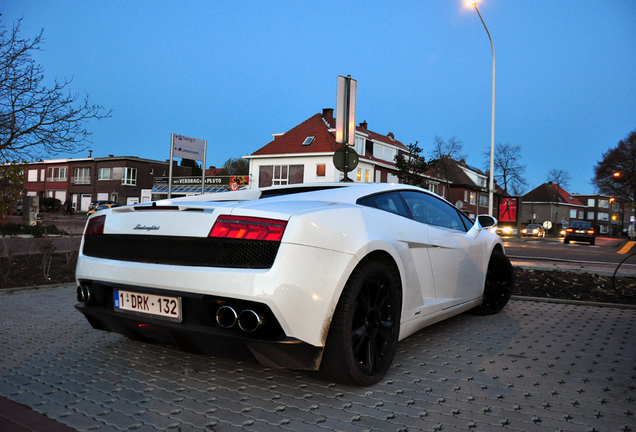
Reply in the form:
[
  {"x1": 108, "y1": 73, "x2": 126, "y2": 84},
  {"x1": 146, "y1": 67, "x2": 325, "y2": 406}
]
[
  {"x1": 564, "y1": 221, "x2": 595, "y2": 245},
  {"x1": 88, "y1": 200, "x2": 118, "y2": 213},
  {"x1": 75, "y1": 183, "x2": 514, "y2": 386},
  {"x1": 87, "y1": 203, "x2": 121, "y2": 216},
  {"x1": 521, "y1": 223, "x2": 545, "y2": 237},
  {"x1": 492, "y1": 225, "x2": 517, "y2": 236}
]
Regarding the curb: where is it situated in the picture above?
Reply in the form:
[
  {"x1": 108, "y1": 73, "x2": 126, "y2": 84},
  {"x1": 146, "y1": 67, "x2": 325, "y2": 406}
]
[{"x1": 510, "y1": 295, "x2": 636, "y2": 309}]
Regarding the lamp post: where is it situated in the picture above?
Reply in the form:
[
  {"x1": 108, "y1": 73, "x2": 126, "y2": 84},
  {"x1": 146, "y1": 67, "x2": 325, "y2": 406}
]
[{"x1": 471, "y1": 1, "x2": 496, "y2": 216}]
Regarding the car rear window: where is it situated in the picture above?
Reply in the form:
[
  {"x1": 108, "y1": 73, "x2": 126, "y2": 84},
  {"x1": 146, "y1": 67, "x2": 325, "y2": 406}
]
[{"x1": 570, "y1": 221, "x2": 592, "y2": 229}]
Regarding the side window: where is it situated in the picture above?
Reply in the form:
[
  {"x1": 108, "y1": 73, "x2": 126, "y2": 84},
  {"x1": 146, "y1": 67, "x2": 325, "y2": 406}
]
[
  {"x1": 400, "y1": 191, "x2": 467, "y2": 232},
  {"x1": 358, "y1": 192, "x2": 410, "y2": 218}
]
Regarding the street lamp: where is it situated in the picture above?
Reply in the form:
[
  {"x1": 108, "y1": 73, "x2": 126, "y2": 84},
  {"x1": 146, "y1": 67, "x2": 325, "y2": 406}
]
[{"x1": 471, "y1": 1, "x2": 496, "y2": 216}]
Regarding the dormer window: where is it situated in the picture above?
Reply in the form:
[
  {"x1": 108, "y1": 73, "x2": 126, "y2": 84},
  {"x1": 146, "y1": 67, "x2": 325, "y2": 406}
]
[{"x1": 302, "y1": 136, "x2": 315, "y2": 146}]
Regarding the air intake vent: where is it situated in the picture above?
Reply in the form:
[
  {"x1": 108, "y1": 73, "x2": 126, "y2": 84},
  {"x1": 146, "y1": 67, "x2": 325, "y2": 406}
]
[{"x1": 83, "y1": 235, "x2": 280, "y2": 268}]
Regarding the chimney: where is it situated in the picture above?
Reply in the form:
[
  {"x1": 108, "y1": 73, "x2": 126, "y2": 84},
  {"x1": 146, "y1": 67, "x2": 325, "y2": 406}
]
[
  {"x1": 322, "y1": 108, "x2": 334, "y2": 122},
  {"x1": 360, "y1": 120, "x2": 368, "y2": 130},
  {"x1": 387, "y1": 132, "x2": 395, "y2": 140}
]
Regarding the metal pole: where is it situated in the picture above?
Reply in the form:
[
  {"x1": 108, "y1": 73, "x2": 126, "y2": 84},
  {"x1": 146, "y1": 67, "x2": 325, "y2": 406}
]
[
  {"x1": 201, "y1": 140, "x2": 207, "y2": 195},
  {"x1": 168, "y1": 133, "x2": 175, "y2": 199},
  {"x1": 344, "y1": 76, "x2": 351, "y2": 181},
  {"x1": 474, "y1": 4, "x2": 495, "y2": 216}
]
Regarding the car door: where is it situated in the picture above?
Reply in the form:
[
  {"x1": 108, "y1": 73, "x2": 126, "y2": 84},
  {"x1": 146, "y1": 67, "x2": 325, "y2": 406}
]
[
  {"x1": 357, "y1": 192, "x2": 443, "y2": 320},
  {"x1": 399, "y1": 191, "x2": 486, "y2": 309}
]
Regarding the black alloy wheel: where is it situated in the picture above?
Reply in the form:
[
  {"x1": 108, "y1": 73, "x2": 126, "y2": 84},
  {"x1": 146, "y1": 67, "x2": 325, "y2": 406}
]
[
  {"x1": 320, "y1": 259, "x2": 401, "y2": 386},
  {"x1": 472, "y1": 249, "x2": 514, "y2": 316}
]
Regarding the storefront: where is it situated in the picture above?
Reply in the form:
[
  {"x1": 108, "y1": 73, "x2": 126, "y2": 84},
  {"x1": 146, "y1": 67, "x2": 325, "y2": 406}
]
[{"x1": 151, "y1": 176, "x2": 249, "y2": 200}]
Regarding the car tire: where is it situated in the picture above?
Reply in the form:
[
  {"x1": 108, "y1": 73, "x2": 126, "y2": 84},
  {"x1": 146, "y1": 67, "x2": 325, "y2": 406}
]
[
  {"x1": 471, "y1": 250, "x2": 514, "y2": 316},
  {"x1": 590, "y1": 239, "x2": 595, "y2": 245},
  {"x1": 564, "y1": 239, "x2": 570, "y2": 244},
  {"x1": 320, "y1": 259, "x2": 401, "y2": 386}
]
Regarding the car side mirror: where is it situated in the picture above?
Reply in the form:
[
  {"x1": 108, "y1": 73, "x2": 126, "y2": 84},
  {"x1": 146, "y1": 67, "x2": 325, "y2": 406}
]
[{"x1": 467, "y1": 214, "x2": 498, "y2": 239}]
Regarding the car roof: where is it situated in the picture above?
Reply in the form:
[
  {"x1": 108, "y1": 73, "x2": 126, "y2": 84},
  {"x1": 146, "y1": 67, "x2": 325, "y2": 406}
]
[{"x1": 155, "y1": 183, "x2": 445, "y2": 207}]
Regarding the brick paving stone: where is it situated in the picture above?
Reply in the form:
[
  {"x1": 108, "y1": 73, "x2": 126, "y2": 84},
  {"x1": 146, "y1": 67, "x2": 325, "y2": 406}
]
[
  {"x1": 2, "y1": 288, "x2": 636, "y2": 432},
  {"x1": 133, "y1": 410, "x2": 179, "y2": 430},
  {"x1": 55, "y1": 410, "x2": 106, "y2": 431}
]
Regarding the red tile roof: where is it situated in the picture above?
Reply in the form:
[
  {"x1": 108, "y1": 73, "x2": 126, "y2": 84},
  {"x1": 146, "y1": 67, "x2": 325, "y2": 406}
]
[
  {"x1": 251, "y1": 113, "x2": 339, "y2": 156},
  {"x1": 523, "y1": 182, "x2": 585, "y2": 206},
  {"x1": 250, "y1": 111, "x2": 409, "y2": 158}
]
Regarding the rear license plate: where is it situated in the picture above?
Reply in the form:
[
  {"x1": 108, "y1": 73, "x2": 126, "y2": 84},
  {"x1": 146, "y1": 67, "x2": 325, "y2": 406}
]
[{"x1": 114, "y1": 290, "x2": 182, "y2": 322}]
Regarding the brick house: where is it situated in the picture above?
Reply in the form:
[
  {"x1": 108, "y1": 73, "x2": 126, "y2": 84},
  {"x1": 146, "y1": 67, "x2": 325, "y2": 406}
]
[
  {"x1": 23, "y1": 156, "x2": 191, "y2": 212},
  {"x1": 521, "y1": 182, "x2": 586, "y2": 232},
  {"x1": 573, "y1": 194, "x2": 634, "y2": 236},
  {"x1": 434, "y1": 158, "x2": 501, "y2": 220}
]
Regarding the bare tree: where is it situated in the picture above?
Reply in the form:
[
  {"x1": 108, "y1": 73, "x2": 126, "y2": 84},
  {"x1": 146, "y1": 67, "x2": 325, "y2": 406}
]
[
  {"x1": 0, "y1": 19, "x2": 111, "y2": 163},
  {"x1": 546, "y1": 169, "x2": 571, "y2": 190},
  {"x1": 429, "y1": 135, "x2": 465, "y2": 201},
  {"x1": 485, "y1": 142, "x2": 527, "y2": 195}
]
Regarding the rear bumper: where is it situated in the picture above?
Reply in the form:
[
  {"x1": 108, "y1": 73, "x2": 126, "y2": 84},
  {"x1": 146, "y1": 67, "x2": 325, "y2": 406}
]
[
  {"x1": 565, "y1": 234, "x2": 594, "y2": 242},
  {"x1": 75, "y1": 284, "x2": 323, "y2": 370}
]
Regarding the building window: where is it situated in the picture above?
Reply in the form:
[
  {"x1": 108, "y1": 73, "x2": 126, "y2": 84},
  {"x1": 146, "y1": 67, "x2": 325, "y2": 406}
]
[
  {"x1": 570, "y1": 209, "x2": 577, "y2": 218},
  {"x1": 316, "y1": 164, "x2": 326, "y2": 177},
  {"x1": 464, "y1": 190, "x2": 468, "y2": 201},
  {"x1": 578, "y1": 211, "x2": 584, "y2": 219},
  {"x1": 598, "y1": 199, "x2": 609, "y2": 208},
  {"x1": 27, "y1": 169, "x2": 38, "y2": 182},
  {"x1": 122, "y1": 167, "x2": 137, "y2": 186},
  {"x1": 469, "y1": 192, "x2": 476, "y2": 205},
  {"x1": 356, "y1": 169, "x2": 362, "y2": 182},
  {"x1": 479, "y1": 193, "x2": 489, "y2": 207},
  {"x1": 47, "y1": 167, "x2": 67, "y2": 182},
  {"x1": 598, "y1": 212, "x2": 609, "y2": 221},
  {"x1": 40, "y1": 169, "x2": 45, "y2": 181},
  {"x1": 272, "y1": 165, "x2": 288, "y2": 185},
  {"x1": 587, "y1": 212, "x2": 595, "y2": 220},
  {"x1": 73, "y1": 167, "x2": 91, "y2": 184},
  {"x1": 587, "y1": 198, "x2": 595, "y2": 207},
  {"x1": 373, "y1": 144, "x2": 395, "y2": 162},
  {"x1": 98, "y1": 168, "x2": 112, "y2": 180}
]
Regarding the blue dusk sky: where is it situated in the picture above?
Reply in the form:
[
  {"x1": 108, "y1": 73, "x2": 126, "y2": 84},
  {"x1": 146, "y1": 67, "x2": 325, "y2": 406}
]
[{"x1": 2, "y1": 0, "x2": 635, "y2": 194}]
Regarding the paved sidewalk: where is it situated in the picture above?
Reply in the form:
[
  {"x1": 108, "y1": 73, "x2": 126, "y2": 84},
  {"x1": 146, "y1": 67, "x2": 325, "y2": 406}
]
[{"x1": 1, "y1": 285, "x2": 635, "y2": 432}]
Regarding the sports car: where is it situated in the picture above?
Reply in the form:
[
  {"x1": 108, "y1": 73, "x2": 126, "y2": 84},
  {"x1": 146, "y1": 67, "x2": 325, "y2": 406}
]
[{"x1": 75, "y1": 183, "x2": 514, "y2": 386}]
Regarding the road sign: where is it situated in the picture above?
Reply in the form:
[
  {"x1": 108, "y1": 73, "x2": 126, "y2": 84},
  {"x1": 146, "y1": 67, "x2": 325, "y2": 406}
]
[
  {"x1": 333, "y1": 147, "x2": 359, "y2": 172},
  {"x1": 173, "y1": 134, "x2": 206, "y2": 162},
  {"x1": 335, "y1": 75, "x2": 357, "y2": 146}
]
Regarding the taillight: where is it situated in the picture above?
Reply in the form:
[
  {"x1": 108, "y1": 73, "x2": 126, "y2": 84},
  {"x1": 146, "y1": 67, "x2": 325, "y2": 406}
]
[
  {"x1": 85, "y1": 215, "x2": 105, "y2": 235},
  {"x1": 587, "y1": 229, "x2": 595, "y2": 235},
  {"x1": 209, "y1": 215, "x2": 287, "y2": 242},
  {"x1": 566, "y1": 228, "x2": 573, "y2": 233}
]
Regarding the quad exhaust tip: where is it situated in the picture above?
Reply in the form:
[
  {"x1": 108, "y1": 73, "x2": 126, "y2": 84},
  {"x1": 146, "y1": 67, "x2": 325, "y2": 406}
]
[
  {"x1": 76, "y1": 285, "x2": 91, "y2": 303},
  {"x1": 238, "y1": 309, "x2": 264, "y2": 333},
  {"x1": 216, "y1": 306, "x2": 238, "y2": 328},
  {"x1": 215, "y1": 306, "x2": 264, "y2": 332}
]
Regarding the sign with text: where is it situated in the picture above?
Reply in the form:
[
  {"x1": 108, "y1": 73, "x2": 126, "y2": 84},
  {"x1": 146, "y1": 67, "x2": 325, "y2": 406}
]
[
  {"x1": 155, "y1": 176, "x2": 249, "y2": 187},
  {"x1": 498, "y1": 197, "x2": 518, "y2": 223},
  {"x1": 173, "y1": 134, "x2": 206, "y2": 162}
]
